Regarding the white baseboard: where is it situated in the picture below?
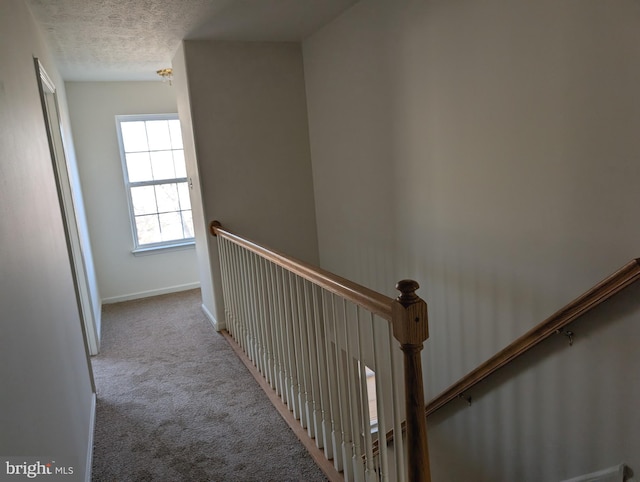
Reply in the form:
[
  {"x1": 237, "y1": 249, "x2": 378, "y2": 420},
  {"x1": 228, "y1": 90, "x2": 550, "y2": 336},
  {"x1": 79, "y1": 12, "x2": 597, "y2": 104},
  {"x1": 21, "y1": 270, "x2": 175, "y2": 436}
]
[
  {"x1": 85, "y1": 393, "x2": 97, "y2": 482},
  {"x1": 201, "y1": 303, "x2": 226, "y2": 332},
  {"x1": 102, "y1": 282, "x2": 201, "y2": 304}
]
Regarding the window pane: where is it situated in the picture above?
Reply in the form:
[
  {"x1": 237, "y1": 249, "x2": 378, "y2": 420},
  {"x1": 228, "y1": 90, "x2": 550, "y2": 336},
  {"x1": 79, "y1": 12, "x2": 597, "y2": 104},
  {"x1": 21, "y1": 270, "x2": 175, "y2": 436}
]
[
  {"x1": 159, "y1": 212, "x2": 183, "y2": 241},
  {"x1": 125, "y1": 152, "x2": 152, "y2": 182},
  {"x1": 173, "y1": 150, "x2": 187, "y2": 178},
  {"x1": 135, "y1": 214, "x2": 161, "y2": 245},
  {"x1": 150, "y1": 150, "x2": 175, "y2": 180},
  {"x1": 120, "y1": 121, "x2": 148, "y2": 152},
  {"x1": 177, "y1": 182, "x2": 191, "y2": 210},
  {"x1": 365, "y1": 366, "x2": 378, "y2": 428},
  {"x1": 131, "y1": 186, "x2": 157, "y2": 215},
  {"x1": 146, "y1": 120, "x2": 171, "y2": 151},
  {"x1": 182, "y1": 210, "x2": 194, "y2": 238},
  {"x1": 168, "y1": 119, "x2": 183, "y2": 149},
  {"x1": 155, "y1": 183, "x2": 180, "y2": 213}
]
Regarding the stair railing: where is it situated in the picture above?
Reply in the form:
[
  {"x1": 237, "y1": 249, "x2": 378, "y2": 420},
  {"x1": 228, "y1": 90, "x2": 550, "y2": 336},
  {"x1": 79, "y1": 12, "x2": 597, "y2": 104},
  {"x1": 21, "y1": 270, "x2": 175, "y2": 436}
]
[{"x1": 210, "y1": 221, "x2": 431, "y2": 482}]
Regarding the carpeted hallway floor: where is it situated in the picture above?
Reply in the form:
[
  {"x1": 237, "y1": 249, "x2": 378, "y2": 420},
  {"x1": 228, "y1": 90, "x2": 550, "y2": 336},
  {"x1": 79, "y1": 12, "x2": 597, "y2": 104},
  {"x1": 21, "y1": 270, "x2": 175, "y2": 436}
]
[{"x1": 91, "y1": 288, "x2": 327, "y2": 481}]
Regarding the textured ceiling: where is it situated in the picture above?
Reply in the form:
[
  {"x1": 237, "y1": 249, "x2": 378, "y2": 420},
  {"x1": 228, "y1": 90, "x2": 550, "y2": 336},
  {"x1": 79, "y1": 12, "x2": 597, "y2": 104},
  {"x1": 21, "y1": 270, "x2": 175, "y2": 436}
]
[{"x1": 26, "y1": 0, "x2": 359, "y2": 81}]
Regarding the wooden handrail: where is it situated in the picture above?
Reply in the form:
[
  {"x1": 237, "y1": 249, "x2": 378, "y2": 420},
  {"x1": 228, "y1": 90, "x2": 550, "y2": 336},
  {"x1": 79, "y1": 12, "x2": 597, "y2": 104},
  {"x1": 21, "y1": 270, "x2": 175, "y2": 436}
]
[
  {"x1": 210, "y1": 221, "x2": 394, "y2": 320},
  {"x1": 425, "y1": 258, "x2": 640, "y2": 416}
]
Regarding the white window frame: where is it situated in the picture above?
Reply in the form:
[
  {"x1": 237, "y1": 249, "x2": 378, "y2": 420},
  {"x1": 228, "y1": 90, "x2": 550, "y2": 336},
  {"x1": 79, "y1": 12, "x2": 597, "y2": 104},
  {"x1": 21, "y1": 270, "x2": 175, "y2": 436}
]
[{"x1": 115, "y1": 113, "x2": 194, "y2": 254}]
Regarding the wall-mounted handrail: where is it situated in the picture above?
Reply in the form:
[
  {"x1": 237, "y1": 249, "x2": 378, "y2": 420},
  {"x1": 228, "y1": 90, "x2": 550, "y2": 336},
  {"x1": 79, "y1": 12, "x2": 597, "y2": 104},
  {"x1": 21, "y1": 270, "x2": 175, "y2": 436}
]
[
  {"x1": 210, "y1": 221, "x2": 393, "y2": 321},
  {"x1": 425, "y1": 258, "x2": 640, "y2": 416}
]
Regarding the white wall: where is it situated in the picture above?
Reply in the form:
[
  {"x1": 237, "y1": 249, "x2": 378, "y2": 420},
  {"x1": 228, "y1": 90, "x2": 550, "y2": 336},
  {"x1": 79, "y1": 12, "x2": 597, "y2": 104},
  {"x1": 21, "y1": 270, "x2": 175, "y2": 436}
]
[
  {"x1": 0, "y1": 0, "x2": 95, "y2": 478},
  {"x1": 65, "y1": 81, "x2": 200, "y2": 303},
  {"x1": 173, "y1": 40, "x2": 319, "y2": 326},
  {"x1": 172, "y1": 46, "x2": 218, "y2": 328},
  {"x1": 304, "y1": 0, "x2": 640, "y2": 480}
]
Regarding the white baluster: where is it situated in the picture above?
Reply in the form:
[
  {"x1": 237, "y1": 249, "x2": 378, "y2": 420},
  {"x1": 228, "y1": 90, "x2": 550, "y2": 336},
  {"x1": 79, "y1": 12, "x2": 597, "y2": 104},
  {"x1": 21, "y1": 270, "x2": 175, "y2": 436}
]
[
  {"x1": 273, "y1": 265, "x2": 290, "y2": 408},
  {"x1": 388, "y1": 323, "x2": 406, "y2": 482},
  {"x1": 257, "y1": 257, "x2": 275, "y2": 388},
  {"x1": 250, "y1": 252, "x2": 266, "y2": 376},
  {"x1": 235, "y1": 244, "x2": 247, "y2": 352},
  {"x1": 302, "y1": 279, "x2": 320, "y2": 440},
  {"x1": 343, "y1": 300, "x2": 364, "y2": 481},
  {"x1": 300, "y1": 277, "x2": 312, "y2": 431},
  {"x1": 254, "y1": 253, "x2": 266, "y2": 376},
  {"x1": 323, "y1": 290, "x2": 344, "y2": 471},
  {"x1": 235, "y1": 246, "x2": 247, "y2": 355},
  {"x1": 357, "y1": 310, "x2": 378, "y2": 482},
  {"x1": 244, "y1": 250, "x2": 255, "y2": 362},
  {"x1": 243, "y1": 249, "x2": 257, "y2": 363},
  {"x1": 217, "y1": 238, "x2": 231, "y2": 334},
  {"x1": 283, "y1": 268, "x2": 297, "y2": 414},
  {"x1": 268, "y1": 260, "x2": 281, "y2": 390},
  {"x1": 312, "y1": 285, "x2": 332, "y2": 457},
  {"x1": 372, "y1": 314, "x2": 389, "y2": 482},
  {"x1": 340, "y1": 300, "x2": 357, "y2": 482},
  {"x1": 229, "y1": 242, "x2": 242, "y2": 347},
  {"x1": 287, "y1": 272, "x2": 305, "y2": 426},
  {"x1": 220, "y1": 238, "x2": 233, "y2": 335}
]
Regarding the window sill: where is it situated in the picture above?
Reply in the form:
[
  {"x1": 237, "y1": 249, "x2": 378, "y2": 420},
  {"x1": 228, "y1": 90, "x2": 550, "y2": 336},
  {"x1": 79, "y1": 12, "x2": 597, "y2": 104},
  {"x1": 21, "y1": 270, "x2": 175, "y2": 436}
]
[{"x1": 132, "y1": 241, "x2": 195, "y2": 256}]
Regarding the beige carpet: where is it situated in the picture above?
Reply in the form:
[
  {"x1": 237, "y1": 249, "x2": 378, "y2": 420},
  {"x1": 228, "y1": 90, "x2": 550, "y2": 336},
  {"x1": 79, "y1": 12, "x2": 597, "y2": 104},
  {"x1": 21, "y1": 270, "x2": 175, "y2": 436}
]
[{"x1": 91, "y1": 289, "x2": 327, "y2": 481}]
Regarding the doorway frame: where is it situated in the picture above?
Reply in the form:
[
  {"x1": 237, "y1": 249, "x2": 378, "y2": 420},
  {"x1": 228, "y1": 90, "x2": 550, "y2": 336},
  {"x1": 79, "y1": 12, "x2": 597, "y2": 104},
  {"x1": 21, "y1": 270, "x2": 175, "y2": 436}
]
[{"x1": 34, "y1": 58, "x2": 100, "y2": 372}]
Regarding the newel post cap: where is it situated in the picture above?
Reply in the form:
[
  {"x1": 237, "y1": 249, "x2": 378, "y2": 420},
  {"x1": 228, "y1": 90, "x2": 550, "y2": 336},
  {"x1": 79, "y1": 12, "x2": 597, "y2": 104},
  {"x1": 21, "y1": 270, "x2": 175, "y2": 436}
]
[
  {"x1": 392, "y1": 279, "x2": 429, "y2": 345},
  {"x1": 396, "y1": 279, "x2": 421, "y2": 305},
  {"x1": 210, "y1": 220, "x2": 221, "y2": 236}
]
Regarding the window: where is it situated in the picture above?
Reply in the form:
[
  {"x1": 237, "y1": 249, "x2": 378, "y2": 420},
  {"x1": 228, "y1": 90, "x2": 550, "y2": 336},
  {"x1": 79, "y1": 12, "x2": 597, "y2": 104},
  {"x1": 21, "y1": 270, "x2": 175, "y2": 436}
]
[
  {"x1": 357, "y1": 361, "x2": 379, "y2": 433},
  {"x1": 365, "y1": 365, "x2": 378, "y2": 432},
  {"x1": 115, "y1": 114, "x2": 194, "y2": 252}
]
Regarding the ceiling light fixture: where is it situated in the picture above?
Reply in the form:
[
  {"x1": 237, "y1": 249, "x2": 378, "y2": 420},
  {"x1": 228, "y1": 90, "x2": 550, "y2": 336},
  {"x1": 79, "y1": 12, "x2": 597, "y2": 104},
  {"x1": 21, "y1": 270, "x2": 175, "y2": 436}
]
[{"x1": 156, "y1": 68, "x2": 173, "y2": 85}]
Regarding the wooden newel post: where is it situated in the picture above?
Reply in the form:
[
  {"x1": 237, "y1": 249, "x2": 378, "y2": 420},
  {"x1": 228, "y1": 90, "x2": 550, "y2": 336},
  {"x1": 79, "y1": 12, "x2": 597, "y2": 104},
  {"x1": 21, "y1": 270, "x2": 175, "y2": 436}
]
[{"x1": 392, "y1": 279, "x2": 431, "y2": 482}]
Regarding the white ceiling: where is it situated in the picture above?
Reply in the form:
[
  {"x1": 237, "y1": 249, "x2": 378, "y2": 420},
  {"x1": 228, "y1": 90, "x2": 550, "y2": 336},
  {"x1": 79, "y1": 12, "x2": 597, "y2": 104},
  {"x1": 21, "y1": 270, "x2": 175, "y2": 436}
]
[{"x1": 26, "y1": 0, "x2": 359, "y2": 81}]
